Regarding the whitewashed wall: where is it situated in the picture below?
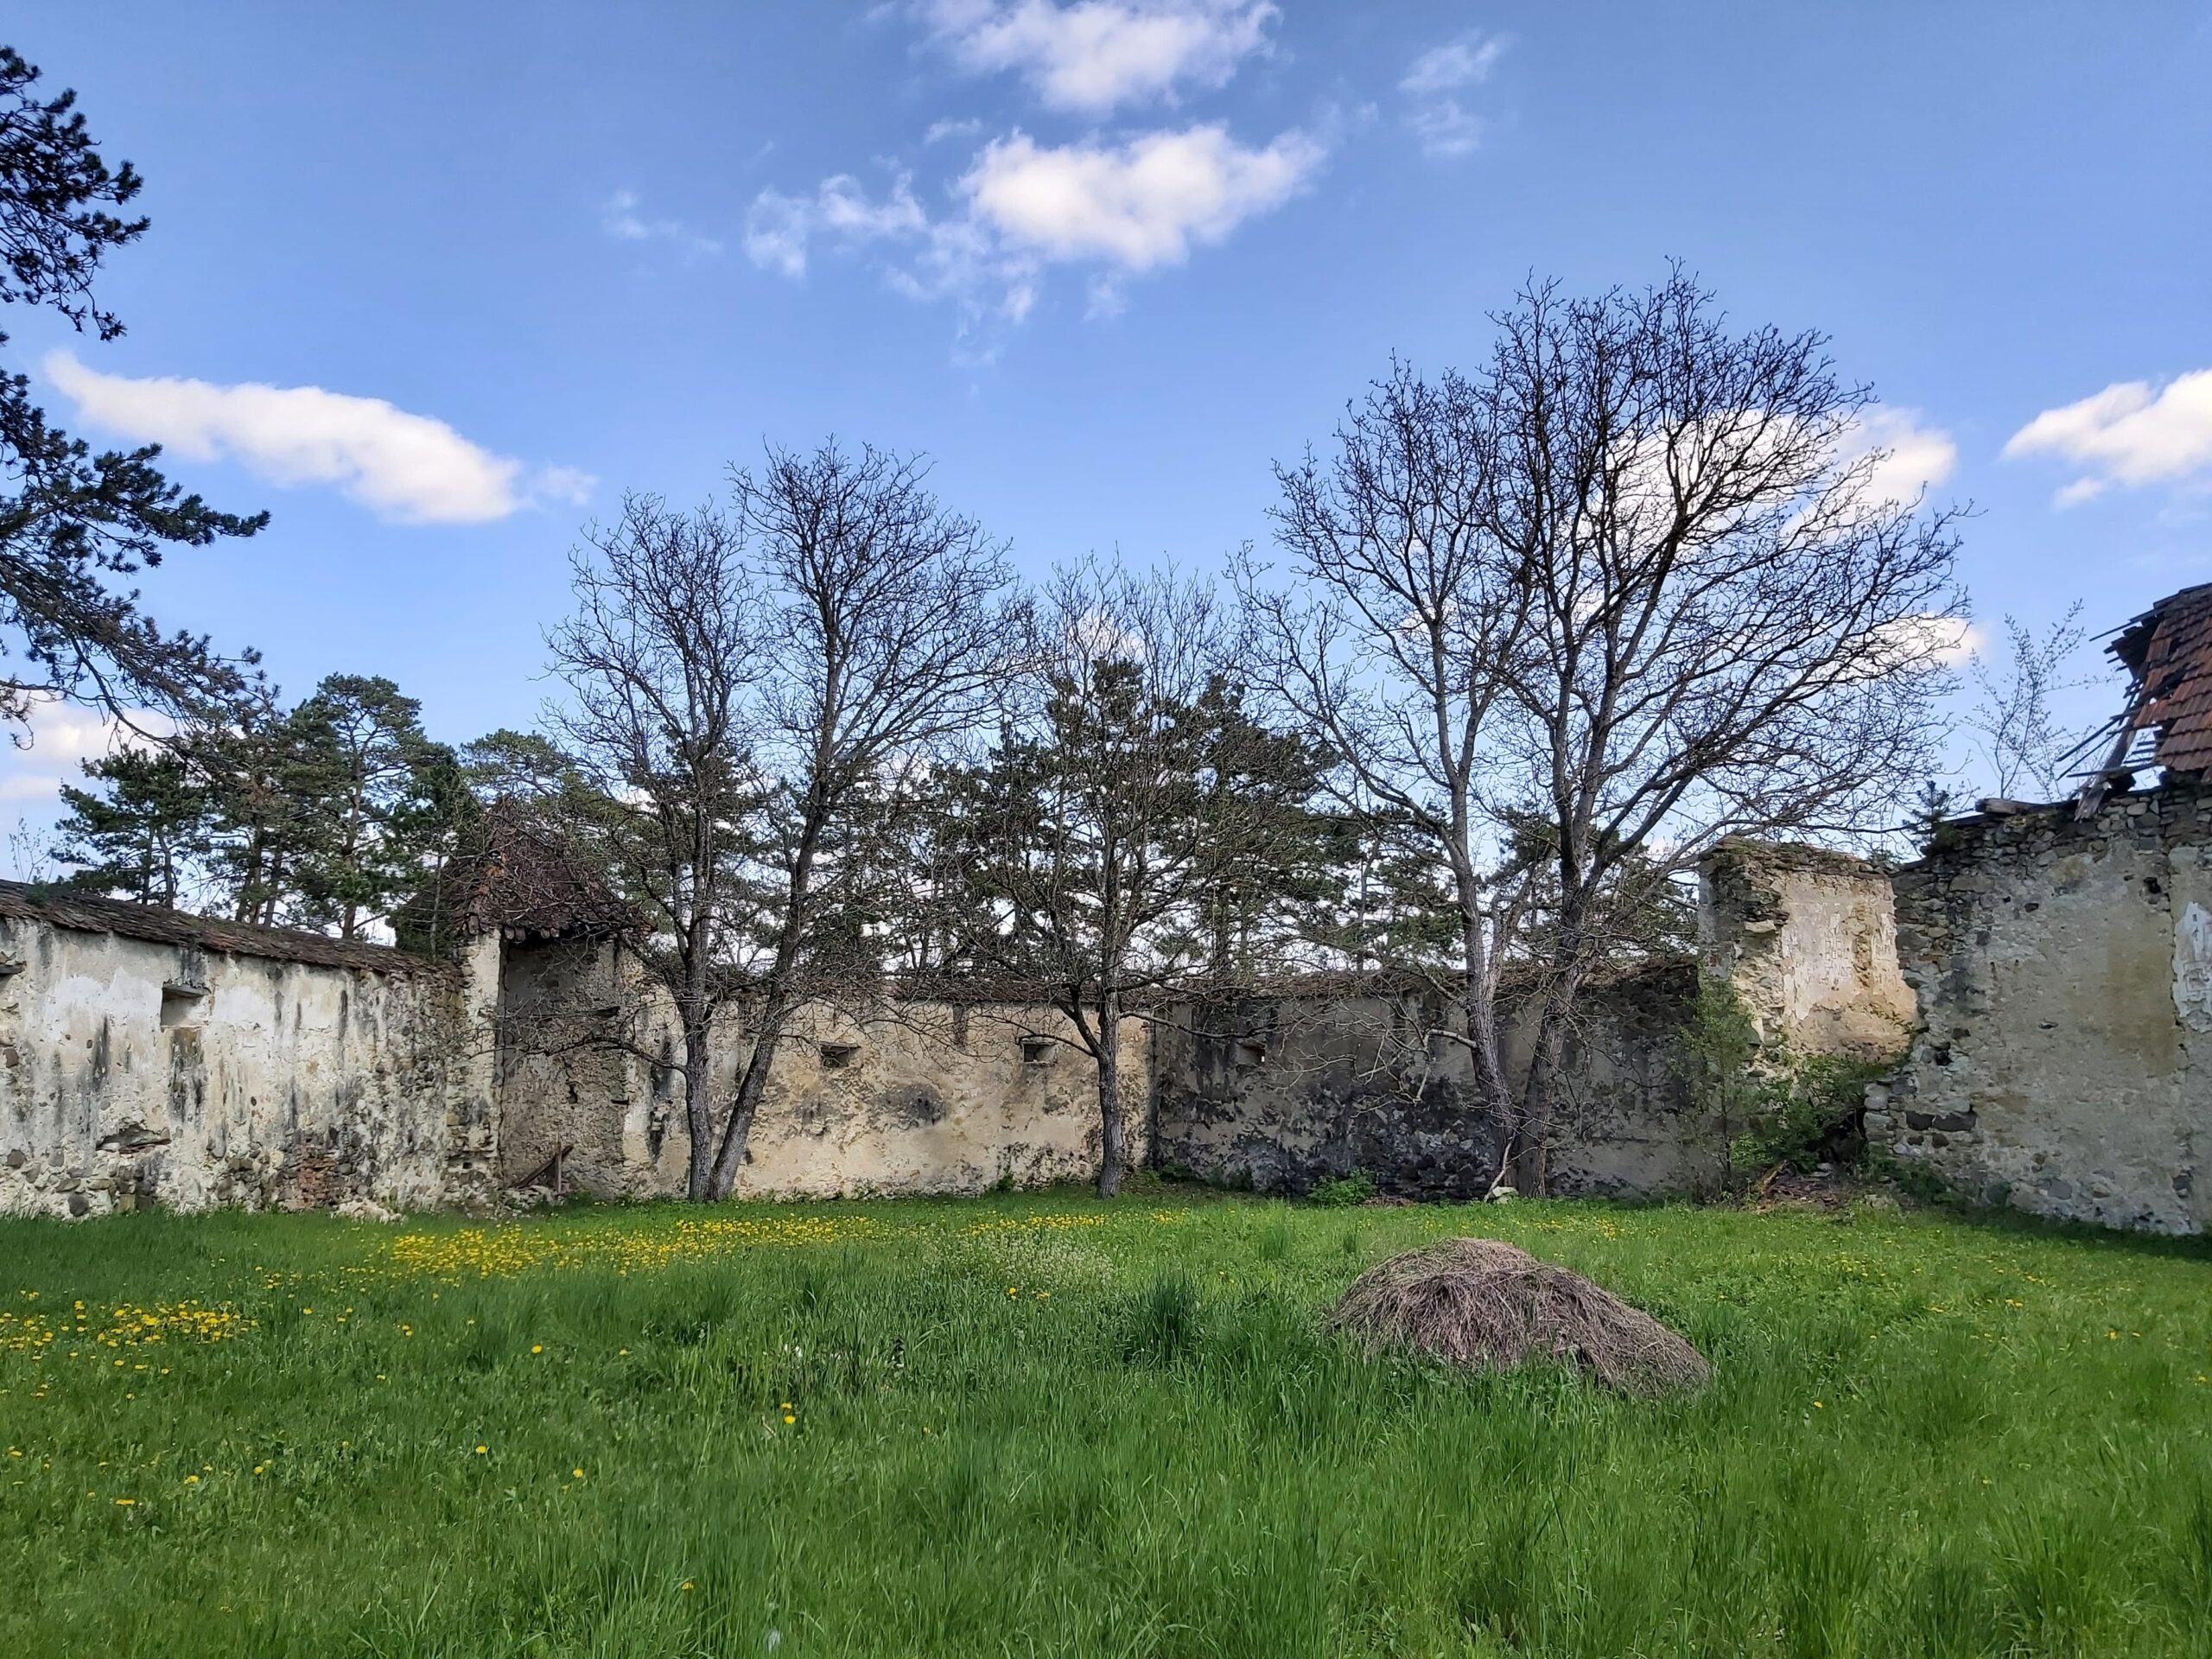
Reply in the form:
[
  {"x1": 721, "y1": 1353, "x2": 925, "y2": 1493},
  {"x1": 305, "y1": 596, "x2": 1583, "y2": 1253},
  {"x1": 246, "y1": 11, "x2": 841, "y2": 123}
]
[
  {"x1": 495, "y1": 938, "x2": 1149, "y2": 1199},
  {"x1": 0, "y1": 907, "x2": 491, "y2": 1218}
]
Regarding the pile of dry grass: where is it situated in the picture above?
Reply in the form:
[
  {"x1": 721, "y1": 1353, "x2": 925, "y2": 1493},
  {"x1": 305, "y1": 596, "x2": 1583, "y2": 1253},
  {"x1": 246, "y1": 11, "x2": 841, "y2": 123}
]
[{"x1": 1326, "y1": 1236, "x2": 1709, "y2": 1395}]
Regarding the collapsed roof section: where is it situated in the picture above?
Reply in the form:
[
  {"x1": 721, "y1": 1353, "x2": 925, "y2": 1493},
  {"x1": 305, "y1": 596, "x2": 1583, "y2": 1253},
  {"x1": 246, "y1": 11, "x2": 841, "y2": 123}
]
[
  {"x1": 2107, "y1": 582, "x2": 2212, "y2": 779},
  {"x1": 399, "y1": 802, "x2": 638, "y2": 950}
]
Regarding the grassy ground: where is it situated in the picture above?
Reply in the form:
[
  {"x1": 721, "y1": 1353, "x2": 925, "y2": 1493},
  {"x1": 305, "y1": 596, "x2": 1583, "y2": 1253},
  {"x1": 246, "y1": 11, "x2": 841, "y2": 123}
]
[{"x1": 3, "y1": 1188, "x2": 2209, "y2": 1657}]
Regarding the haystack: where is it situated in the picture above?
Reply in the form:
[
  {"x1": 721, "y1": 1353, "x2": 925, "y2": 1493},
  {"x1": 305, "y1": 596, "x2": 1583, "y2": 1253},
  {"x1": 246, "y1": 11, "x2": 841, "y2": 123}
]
[{"x1": 1326, "y1": 1236, "x2": 1709, "y2": 1395}]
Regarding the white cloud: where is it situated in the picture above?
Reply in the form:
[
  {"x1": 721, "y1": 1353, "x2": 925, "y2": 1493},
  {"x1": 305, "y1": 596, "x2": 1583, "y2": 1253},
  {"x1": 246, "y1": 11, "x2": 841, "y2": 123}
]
[
  {"x1": 1873, "y1": 613, "x2": 1985, "y2": 672},
  {"x1": 746, "y1": 174, "x2": 940, "y2": 280},
  {"x1": 44, "y1": 353, "x2": 594, "y2": 524},
  {"x1": 599, "y1": 189, "x2": 723, "y2": 258},
  {"x1": 0, "y1": 697, "x2": 170, "y2": 805},
  {"x1": 2005, "y1": 370, "x2": 2212, "y2": 507},
  {"x1": 1840, "y1": 406, "x2": 1958, "y2": 506},
  {"x1": 1084, "y1": 273, "x2": 1128, "y2": 320},
  {"x1": 746, "y1": 123, "x2": 1319, "y2": 319},
  {"x1": 963, "y1": 124, "x2": 1321, "y2": 267},
  {"x1": 1400, "y1": 29, "x2": 1506, "y2": 159},
  {"x1": 743, "y1": 192, "x2": 817, "y2": 279},
  {"x1": 921, "y1": 0, "x2": 1276, "y2": 112},
  {"x1": 924, "y1": 117, "x2": 984, "y2": 145}
]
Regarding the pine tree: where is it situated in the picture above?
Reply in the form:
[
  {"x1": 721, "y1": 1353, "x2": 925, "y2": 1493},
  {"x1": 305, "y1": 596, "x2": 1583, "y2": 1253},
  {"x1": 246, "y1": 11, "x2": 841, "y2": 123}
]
[
  {"x1": 0, "y1": 45, "x2": 264, "y2": 732},
  {"x1": 283, "y1": 675, "x2": 467, "y2": 941},
  {"x1": 49, "y1": 744, "x2": 213, "y2": 906}
]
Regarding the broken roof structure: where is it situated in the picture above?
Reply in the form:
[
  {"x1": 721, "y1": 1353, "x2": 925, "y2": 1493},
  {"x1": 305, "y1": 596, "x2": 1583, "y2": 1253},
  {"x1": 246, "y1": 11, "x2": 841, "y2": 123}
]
[
  {"x1": 397, "y1": 802, "x2": 638, "y2": 951},
  {"x1": 2071, "y1": 583, "x2": 2212, "y2": 817},
  {"x1": 2107, "y1": 582, "x2": 2212, "y2": 777}
]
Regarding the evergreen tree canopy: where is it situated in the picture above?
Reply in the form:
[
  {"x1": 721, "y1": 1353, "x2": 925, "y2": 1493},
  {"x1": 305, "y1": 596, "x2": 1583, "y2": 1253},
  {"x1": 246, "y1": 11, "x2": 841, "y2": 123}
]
[
  {"x1": 0, "y1": 44, "x2": 264, "y2": 733},
  {"x1": 50, "y1": 671, "x2": 474, "y2": 944},
  {"x1": 50, "y1": 742, "x2": 212, "y2": 907}
]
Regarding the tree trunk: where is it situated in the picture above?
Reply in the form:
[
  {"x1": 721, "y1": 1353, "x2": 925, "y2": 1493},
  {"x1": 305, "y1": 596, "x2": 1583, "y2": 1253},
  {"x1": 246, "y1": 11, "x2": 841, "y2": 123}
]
[
  {"x1": 706, "y1": 1035, "x2": 770, "y2": 1200},
  {"x1": 1448, "y1": 848, "x2": 1515, "y2": 1196},
  {"x1": 706, "y1": 998, "x2": 798, "y2": 1200},
  {"x1": 1515, "y1": 944, "x2": 1590, "y2": 1197},
  {"x1": 1463, "y1": 976, "x2": 1515, "y2": 1195},
  {"x1": 1095, "y1": 987, "x2": 1125, "y2": 1198},
  {"x1": 1513, "y1": 982, "x2": 1583, "y2": 1203},
  {"x1": 682, "y1": 1020, "x2": 716, "y2": 1201}
]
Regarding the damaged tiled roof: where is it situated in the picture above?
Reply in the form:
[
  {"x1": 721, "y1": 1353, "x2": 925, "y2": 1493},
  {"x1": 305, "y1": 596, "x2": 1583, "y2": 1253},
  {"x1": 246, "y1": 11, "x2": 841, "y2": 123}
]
[
  {"x1": 2110, "y1": 583, "x2": 2212, "y2": 776},
  {"x1": 0, "y1": 881, "x2": 445, "y2": 973}
]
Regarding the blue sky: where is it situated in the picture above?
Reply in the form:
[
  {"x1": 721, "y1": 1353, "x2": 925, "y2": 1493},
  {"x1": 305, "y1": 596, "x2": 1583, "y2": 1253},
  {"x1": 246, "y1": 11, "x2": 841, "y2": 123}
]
[{"x1": 5, "y1": 2, "x2": 2211, "y2": 820}]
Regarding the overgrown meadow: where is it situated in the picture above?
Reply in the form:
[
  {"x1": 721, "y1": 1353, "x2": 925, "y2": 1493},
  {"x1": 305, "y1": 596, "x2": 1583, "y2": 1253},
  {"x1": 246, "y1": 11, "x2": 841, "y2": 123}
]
[{"x1": 3, "y1": 1190, "x2": 2209, "y2": 1657}]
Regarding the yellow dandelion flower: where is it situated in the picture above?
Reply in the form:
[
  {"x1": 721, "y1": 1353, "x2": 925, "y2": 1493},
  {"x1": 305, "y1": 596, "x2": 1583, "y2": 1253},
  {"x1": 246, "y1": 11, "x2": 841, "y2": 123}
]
[
  {"x1": 783, "y1": 1414, "x2": 795, "y2": 1425},
  {"x1": 572, "y1": 1467, "x2": 585, "y2": 1478},
  {"x1": 531, "y1": 1344, "x2": 543, "y2": 1354},
  {"x1": 474, "y1": 1445, "x2": 487, "y2": 1455}
]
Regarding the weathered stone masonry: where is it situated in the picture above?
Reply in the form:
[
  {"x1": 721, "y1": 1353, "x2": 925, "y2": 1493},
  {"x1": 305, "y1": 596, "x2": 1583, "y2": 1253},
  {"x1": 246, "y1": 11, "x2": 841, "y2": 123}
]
[
  {"x1": 1700, "y1": 840, "x2": 1916, "y2": 1060},
  {"x1": 493, "y1": 935, "x2": 1152, "y2": 1201},
  {"x1": 1873, "y1": 784, "x2": 2212, "y2": 1235},
  {"x1": 1151, "y1": 840, "x2": 1911, "y2": 1200},
  {"x1": 1149, "y1": 964, "x2": 1706, "y2": 1200}
]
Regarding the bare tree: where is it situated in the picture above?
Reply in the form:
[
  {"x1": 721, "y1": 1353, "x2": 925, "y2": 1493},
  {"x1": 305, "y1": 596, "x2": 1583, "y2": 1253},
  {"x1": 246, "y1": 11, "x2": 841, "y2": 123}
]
[
  {"x1": 1484, "y1": 272, "x2": 1964, "y2": 1189},
  {"x1": 545, "y1": 445, "x2": 1021, "y2": 1200},
  {"x1": 1236, "y1": 361, "x2": 1538, "y2": 1189},
  {"x1": 969, "y1": 559, "x2": 1236, "y2": 1197},
  {"x1": 1245, "y1": 276, "x2": 1964, "y2": 1194},
  {"x1": 709, "y1": 442, "x2": 1025, "y2": 1198},
  {"x1": 1964, "y1": 602, "x2": 2091, "y2": 799},
  {"x1": 545, "y1": 493, "x2": 767, "y2": 1202}
]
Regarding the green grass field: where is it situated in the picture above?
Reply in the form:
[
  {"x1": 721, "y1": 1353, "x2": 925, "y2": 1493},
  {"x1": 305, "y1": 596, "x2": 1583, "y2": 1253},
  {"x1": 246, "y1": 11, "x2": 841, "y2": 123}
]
[{"x1": 3, "y1": 1189, "x2": 2209, "y2": 1657}]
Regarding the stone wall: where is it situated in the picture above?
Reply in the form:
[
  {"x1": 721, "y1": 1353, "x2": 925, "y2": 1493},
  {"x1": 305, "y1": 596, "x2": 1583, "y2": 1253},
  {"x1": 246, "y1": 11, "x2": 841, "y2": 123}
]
[
  {"x1": 1873, "y1": 785, "x2": 2212, "y2": 1235},
  {"x1": 1147, "y1": 842, "x2": 1916, "y2": 1202},
  {"x1": 496, "y1": 937, "x2": 1149, "y2": 1199},
  {"x1": 0, "y1": 832, "x2": 1936, "y2": 1218},
  {"x1": 0, "y1": 890, "x2": 493, "y2": 1219},
  {"x1": 1149, "y1": 963, "x2": 1710, "y2": 1199}
]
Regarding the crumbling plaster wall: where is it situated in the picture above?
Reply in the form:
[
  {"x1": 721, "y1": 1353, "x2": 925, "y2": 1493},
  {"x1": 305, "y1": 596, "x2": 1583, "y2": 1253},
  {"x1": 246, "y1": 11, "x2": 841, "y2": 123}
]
[
  {"x1": 495, "y1": 938, "x2": 1148, "y2": 1198},
  {"x1": 1700, "y1": 839, "x2": 1916, "y2": 1058},
  {"x1": 1874, "y1": 785, "x2": 2212, "y2": 1235},
  {"x1": 0, "y1": 918, "x2": 486, "y2": 1219}
]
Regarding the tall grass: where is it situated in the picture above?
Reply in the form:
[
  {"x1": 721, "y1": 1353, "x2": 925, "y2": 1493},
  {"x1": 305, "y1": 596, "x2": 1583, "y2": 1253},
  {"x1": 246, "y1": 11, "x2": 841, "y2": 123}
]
[{"x1": 2, "y1": 1190, "x2": 2208, "y2": 1656}]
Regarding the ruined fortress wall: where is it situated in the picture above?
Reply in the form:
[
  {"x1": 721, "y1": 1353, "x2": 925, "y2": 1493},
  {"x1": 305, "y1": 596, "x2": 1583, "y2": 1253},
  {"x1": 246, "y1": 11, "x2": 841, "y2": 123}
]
[
  {"x1": 496, "y1": 938, "x2": 1148, "y2": 1199},
  {"x1": 0, "y1": 916, "x2": 486, "y2": 1219},
  {"x1": 1874, "y1": 785, "x2": 2212, "y2": 1235},
  {"x1": 1149, "y1": 964, "x2": 1711, "y2": 1200},
  {"x1": 1150, "y1": 843, "x2": 1915, "y2": 1200}
]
